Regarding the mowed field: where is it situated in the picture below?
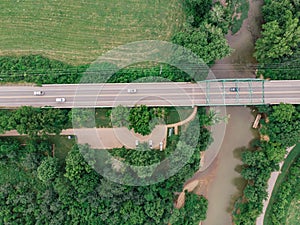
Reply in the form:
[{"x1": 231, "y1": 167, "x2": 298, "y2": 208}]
[{"x1": 0, "y1": 0, "x2": 184, "y2": 64}]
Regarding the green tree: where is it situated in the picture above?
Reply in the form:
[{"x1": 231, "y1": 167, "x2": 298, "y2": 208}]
[
  {"x1": 266, "y1": 103, "x2": 300, "y2": 148},
  {"x1": 41, "y1": 108, "x2": 68, "y2": 135},
  {"x1": 172, "y1": 23, "x2": 232, "y2": 64},
  {"x1": 64, "y1": 145, "x2": 100, "y2": 195},
  {"x1": 264, "y1": 142, "x2": 286, "y2": 163},
  {"x1": 206, "y1": 2, "x2": 231, "y2": 33},
  {"x1": 144, "y1": 199, "x2": 165, "y2": 224},
  {"x1": 37, "y1": 157, "x2": 59, "y2": 183},
  {"x1": 70, "y1": 108, "x2": 95, "y2": 128},
  {"x1": 0, "y1": 110, "x2": 14, "y2": 133},
  {"x1": 262, "y1": 0, "x2": 294, "y2": 26},
  {"x1": 129, "y1": 105, "x2": 151, "y2": 135},
  {"x1": 270, "y1": 103, "x2": 296, "y2": 123},
  {"x1": 183, "y1": 192, "x2": 208, "y2": 224},
  {"x1": 0, "y1": 139, "x2": 19, "y2": 160},
  {"x1": 110, "y1": 105, "x2": 130, "y2": 128},
  {"x1": 183, "y1": 0, "x2": 212, "y2": 27},
  {"x1": 9, "y1": 106, "x2": 68, "y2": 137},
  {"x1": 119, "y1": 201, "x2": 146, "y2": 225},
  {"x1": 254, "y1": 16, "x2": 300, "y2": 63},
  {"x1": 241, "y1": 150, "x2": 269, "y2": 168},
  {"x1": 11, "y1": 106, "x2": 42, "y2": 136}
]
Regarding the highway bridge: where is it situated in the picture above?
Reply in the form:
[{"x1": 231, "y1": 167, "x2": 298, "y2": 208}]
[{"x1": 0, "y1": 79, "x2": 299, "y2": 108}]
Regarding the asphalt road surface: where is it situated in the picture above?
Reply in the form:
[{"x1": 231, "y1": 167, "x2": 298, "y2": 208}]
[{"x1": 0, "y1": 80, "x2": 299, "y2": 108}]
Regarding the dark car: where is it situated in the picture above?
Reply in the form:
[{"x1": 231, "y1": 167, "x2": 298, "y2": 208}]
[{"x1": 229, "y1": 87, "x2": 239, "y2": 92}]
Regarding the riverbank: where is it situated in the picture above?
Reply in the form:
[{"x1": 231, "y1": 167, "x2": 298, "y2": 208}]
[
  {"x1": 195, "y1": 106, "x2": 255, "y2": 225},
  {"x1": 211, "y1": 0, "x2": 263, "y2": 79}
]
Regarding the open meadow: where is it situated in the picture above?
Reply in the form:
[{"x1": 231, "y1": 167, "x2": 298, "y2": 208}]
[{"x1": 0, "y1": 0, "x2": 184, "y2": 64}]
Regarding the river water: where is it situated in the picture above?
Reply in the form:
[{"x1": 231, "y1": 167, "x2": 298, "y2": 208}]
[
  {"x1": 199, "y1": 0, "x2": 264, "y2": 223},
  {"x1": 202, "y1": 106, "x2": 255, "y2": 225}
]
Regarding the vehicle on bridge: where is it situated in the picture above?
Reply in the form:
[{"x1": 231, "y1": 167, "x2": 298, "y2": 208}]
[{"x1": 229, "y1": 87, "x2": 239, "y2": 92}]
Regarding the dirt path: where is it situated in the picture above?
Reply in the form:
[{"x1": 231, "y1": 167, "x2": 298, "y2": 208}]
[
  {"x1": 0, "y1": 127, "x2": 166, "y2": 149},
  {"x1": 166, "y1": 106, "x2": 197, "y2": 128},
  {"x1": 256, "y1": 145, "x2": 296, "y2": 225}
]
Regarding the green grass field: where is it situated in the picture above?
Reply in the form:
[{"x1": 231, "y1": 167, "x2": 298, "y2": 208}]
[
  {"x1": 286, "y1": 194, "x2": 300, "y2": 225},
  {"x1": 0, "y1": 0, "x2": 184, "y2": 64},
  {"x1": 165, "y1": 107, "x2": 194, "y2": 124},
  {"x1": 48, "y1": 135, "x2": 76, "y2": 164},
  {"x1": 95, "y1": 108, "x2": 112, "y2": 128}
]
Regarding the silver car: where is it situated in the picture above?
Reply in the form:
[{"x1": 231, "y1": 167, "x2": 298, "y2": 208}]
[
  {"x1": 56, "y1": 98, "x2": 66, "y2": 103},
  {"x1": 128, "y1": 89, "x2": 137, "y2": 93}
]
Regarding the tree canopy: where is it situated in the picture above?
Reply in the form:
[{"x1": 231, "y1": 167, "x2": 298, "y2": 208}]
[
  {"x1": 37, "y1": 157, "x2": 59, "y2": 183},
  {"x1": 234, "y1": 104, "x2": 300, "y2": 224},
  {"x1": 172, "y1": 22, "x2": 232, "y2": 64},
  {"x1": 0, "y1": 106, "x2": 69, "y2": 137},
  {"x1": 0, "y1": 106, "x2": 213, "y2": 224},
  {"x1": 254, "y1": 0, "x2": 300, "y2": 80}
]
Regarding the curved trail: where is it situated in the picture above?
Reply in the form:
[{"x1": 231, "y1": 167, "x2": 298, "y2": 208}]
[{"x1": 256, "y1": 145, "x2": 296, "y2": 225}]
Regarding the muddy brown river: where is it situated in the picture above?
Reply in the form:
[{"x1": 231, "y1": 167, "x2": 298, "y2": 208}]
[
  {"x1": 201, "y1": 0, "x2": 264, "y2": 223},
  {"x1": 202, "y1": 106, "x2": 255, "y2": 225}
]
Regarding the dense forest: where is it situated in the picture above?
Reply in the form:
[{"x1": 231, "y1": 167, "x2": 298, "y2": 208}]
[
  {"x1": 233, "y1": 104, "x2": 300, "y2": 224},
  {"x1": 267, "y1": 153, "x2": 300, "y2": 225},
  {"x1": 255, "y1": 0, "x2": 300, "y2": 80},
  {"x1": 0, "y1": 107, "x2": 212, "y2": 224},
  {"x1": 0, "y1": 107, "x2": 69, "y2": 137},
  {"x1": 172, "y1": 0, "x2": 232, "y2": 65}
]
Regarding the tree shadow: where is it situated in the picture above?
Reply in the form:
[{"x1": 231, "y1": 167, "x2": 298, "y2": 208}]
[
  {"x1": 227, "y1": 177, "x2": 247, "y2": 213},
  {"x1": 233, "y1": 146, "x2": 246, "y2": 159},
  {"x1": 234, "y1": 164, "x2": 243, "y2": 173}
]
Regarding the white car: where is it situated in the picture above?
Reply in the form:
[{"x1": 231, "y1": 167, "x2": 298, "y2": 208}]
[
  {"x1": 128, "y1": 89, "x2": 137, "y2": 93},
  {"x1": 56, "y1": 98, "x2": 66, "y2": 103},
  {"x1": 33, "y1": 91, "x2": 45, "y2": 96},
  {"x1": 149, "y1": 140, "x2": 153, "y2": 149},
  {"x1": 159, "y1": 141, "x2": 163, "y2": 151}
]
